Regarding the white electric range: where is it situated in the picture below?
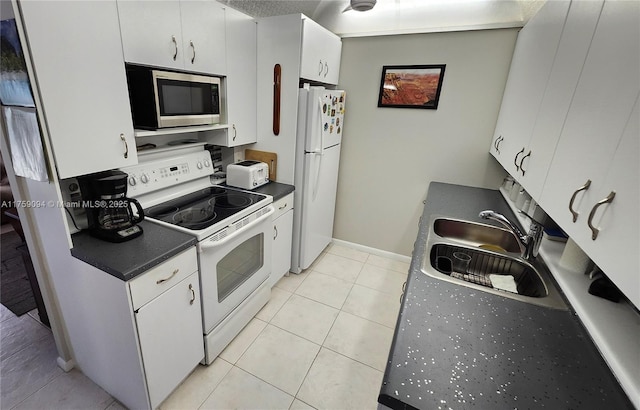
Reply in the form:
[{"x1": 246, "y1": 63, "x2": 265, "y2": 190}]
[{"x1": 122, "y1": 144, "x2": 273, "y2": 364}]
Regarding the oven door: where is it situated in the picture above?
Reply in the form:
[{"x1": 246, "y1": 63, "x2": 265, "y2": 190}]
[{"x1": 198, "y1": 207, "x2": 273, "y2": 333}]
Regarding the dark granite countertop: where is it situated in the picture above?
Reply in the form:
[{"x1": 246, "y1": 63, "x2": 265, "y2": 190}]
[
  {"x1": 71, "y1": 220, "x2": 196, "y2": 281},
  {"x1": 378, "y1": 182, "x2": 632, "y2": 409},
  {"x1": 240, "y1": 181, "x2": 294, "y2": 202}
]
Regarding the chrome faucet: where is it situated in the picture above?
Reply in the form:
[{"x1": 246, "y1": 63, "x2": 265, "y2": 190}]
[{"x1": 478, "y1": 210, "x2": 543, "y2": 260}]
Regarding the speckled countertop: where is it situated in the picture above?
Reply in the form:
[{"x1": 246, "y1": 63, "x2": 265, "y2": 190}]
[
  {"x1": 249, "y1": 181, "x2": 294, "y2": 202},
  {"x1": 378, "y1": 182, "x2": 633, "y2": 409},
  {"x1": 71, "y1": 220, "x2": 196, "y2": 281}
]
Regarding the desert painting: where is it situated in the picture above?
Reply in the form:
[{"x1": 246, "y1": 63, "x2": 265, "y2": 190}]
[{"x1": 378, "y1": 65, "x2": 445, "y2": 109}]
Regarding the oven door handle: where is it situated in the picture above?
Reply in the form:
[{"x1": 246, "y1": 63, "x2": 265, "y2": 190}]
[{"x1": 198, "y1": 206, "x2": 274, "y2": 252}]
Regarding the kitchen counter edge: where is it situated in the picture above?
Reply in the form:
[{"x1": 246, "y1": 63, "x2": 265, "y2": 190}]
[{"x1": 71, "y1": 220, "x2": 197, "y2": 281}]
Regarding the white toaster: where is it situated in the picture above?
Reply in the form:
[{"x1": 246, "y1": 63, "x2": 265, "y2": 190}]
[{"x1": 226, "y1": 160, "x2": 269, "y2": 190}]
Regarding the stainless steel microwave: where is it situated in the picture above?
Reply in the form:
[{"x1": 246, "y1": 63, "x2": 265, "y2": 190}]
[{"x1": 125, "y1": 65, "x2": 221, "y2": 129}]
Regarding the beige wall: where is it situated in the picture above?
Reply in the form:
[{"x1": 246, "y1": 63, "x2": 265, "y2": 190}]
[{"x1": 334, "y1": 29, "x2": 517, "y2": 256}]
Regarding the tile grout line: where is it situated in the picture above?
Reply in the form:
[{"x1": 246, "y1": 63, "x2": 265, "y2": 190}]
[{"x1": 191, "y1": 357, "x2": 234, "y2": 410}]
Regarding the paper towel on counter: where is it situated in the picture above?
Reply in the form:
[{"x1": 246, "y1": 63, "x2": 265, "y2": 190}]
[
  {"x1": 559, "y1": 238, "x2": 591, "y2": 274},
  {"x1": 2, "y1": 106, "x2": 49, "y2": 181}
]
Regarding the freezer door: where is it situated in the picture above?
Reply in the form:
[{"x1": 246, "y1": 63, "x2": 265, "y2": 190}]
[
  {"x1": 303, "y1": 88, "x2": 346, "y2": 152},
  {"x1": 298, "y1": 144, "x2": 341, "y2": 270}
]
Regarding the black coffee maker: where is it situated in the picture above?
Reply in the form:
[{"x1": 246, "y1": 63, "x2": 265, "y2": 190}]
[{"x1": 78, "y1": 170, "x2": 144, "y2": 242}]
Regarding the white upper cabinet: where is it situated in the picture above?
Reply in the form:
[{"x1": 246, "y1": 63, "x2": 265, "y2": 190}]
[
  {"x1": 179, "y1": 1, "x2": 226, "y2": 75},
  {"x1": 117, "y1": 0, "x2": 226, "y2": 75},
  {"x1": 300, "y1": 18, "x2": 342, "y2": 85},
  {"x1": 489, "y1": 1, "x2": 570, "y2": 174},
  {"x1": 574, "y1": 96, "x2": 639, "y2": 308},
  {"x1": 208, "y1": 6, "x2": 257, "y2": 147},
  {"x1": 538, "y1": 0, "x2": 639, "y2": 305},
  {"x1": 518, "y1": 0, "x2": 604, "y2": 199},
  {"x1": 117, "y1": 1, "x2": 184, "y2": 71},
  {"x1": 20, "y1": 0, "x2": 137, "y2": 179}
]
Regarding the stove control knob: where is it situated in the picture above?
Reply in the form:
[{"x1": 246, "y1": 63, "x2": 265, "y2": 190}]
[
  {"x1": 197, "y1": 162, "x2": 203, "y2": 170},
  {"x1": 204, "y1": 159, "x2": 211, "y2": 167},
  {"x1": 128, "y1": 176, "x2": 137, "y2": 186},
  {"x1": 140, "y1": 174, "x2": 149, "y2": 184}
]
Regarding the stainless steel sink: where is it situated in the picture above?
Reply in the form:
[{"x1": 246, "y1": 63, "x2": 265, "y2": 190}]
[
  {"x1": 432, "y1": 218, "x2": 521, "y2": 253},
  {"x1": 422, "y1": 216, "x2": 568, "y2": 310}
]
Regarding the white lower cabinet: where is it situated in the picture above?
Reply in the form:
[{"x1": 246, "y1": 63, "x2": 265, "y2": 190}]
[
  {"x1": 134, "y1": 272, "x2": 203, "y2": 409},
  {"x1": 270, "y1": 193, "x2": 294, "y2": 287},
  {"x1": 128, "y1": 247, "x2": 203, "y2": 409}
]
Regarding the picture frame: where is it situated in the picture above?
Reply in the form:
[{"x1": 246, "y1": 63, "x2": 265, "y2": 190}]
[{"x1": 377, "y1": 64, "x2": 446, "y2": 109}]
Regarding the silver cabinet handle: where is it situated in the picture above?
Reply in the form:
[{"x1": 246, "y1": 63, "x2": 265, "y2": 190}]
[
  {"x1": 190, "y1": 40, "x2": 195, "y2": 64},
  {"x1": 318, "y1": 60, "x2": 323, "y2": 76},
  {"x1": 156, "y1": 269, "x2": 179, "y2": 284},
  {"x1": 569, "y1": 180, "x2": 591, "y2": 222},
  {"x1": 587, "y1": 191, "x2": 615, "y2": 240},
  {"x1": 493, "y1": 136, "x2": 503, "y2": 154},
  {"x1": 273, "y1": 225, "x2": 278, "y2": 240},
  {"x1": 172, "y1": 35, "x2": 178, "y2": 61},
  {"x1": 324, "y1": 62, "x2": 329, "y2": 77},
  {"x1": 189, "y1": 283, "x2": 195, "y2": 305},
  {"x1": 278, "y1": 203, "x2": 287, "y2": 210},
  {"x1": 514, "y1": 147, "x2": 525, "y2": 171},
  {"x1": 232, "y1": 124, "x2": 237, "y2": 141},
  {"x1": 519, "y1": 150, "x2": 531, "y2": 176},
  {"x1": 120, "y1": 134, "x2": 128, "y2": 159}
]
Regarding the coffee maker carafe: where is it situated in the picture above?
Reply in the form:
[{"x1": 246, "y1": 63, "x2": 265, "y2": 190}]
[{"x1": 79, "y1": 170, "x2": 144, "y2": 242}]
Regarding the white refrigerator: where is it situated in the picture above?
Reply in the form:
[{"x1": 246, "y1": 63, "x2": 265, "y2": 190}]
[{"x1": 291, "y1": 86, "x2": 346, "y2": 273}]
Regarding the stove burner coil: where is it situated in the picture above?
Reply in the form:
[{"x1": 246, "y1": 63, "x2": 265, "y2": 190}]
[
  {"x1": 148, "y1": 206, "x2": 180, "y2": 218},
  {"x1": 173, "y1": 206, "x2": 217, "y2": 227},
  {"x1": 209, "y1": 194, "x2": 253, "y2": 209}
]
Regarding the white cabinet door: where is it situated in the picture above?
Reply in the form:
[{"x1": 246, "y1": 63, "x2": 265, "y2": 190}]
[
  {"x1": 211, "y1": 6, "x2": 256, "y2": 147},
  {"x1": 575, "y1": 96, "x2": 639, "y2": 307},
  {"x1": 20, "y1": 0, "x2": 137, "y2": 179},
  {"x1": 271, "y1": 194, "x2": 294, "y2": 287},
  {"x1": 489, "y1": 1, "x2": 570, "y2": 175},
  {"x1": 320, "y1": 28, "x2": 342, "y2": 86},
  {"x1": 180, "y1": 1, "x2": 226, "y2": 75},
  {"x1": 135, "y1": 271, "x2": 204, "y2": 409},
  {"x1": 518, "y1": 0, "x2": 604, "y2": 199},
  {"x1": 538, "y1": 0, "x2": 640, "y2": 236},
  {"x1": 117, "y1": 1, "x2": 184, "y2": 71},
  {"x1": 300, "y1": 18, "x2": 342, "y2": 85}
]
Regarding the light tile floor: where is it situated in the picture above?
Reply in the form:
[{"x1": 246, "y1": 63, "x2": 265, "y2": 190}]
[{"x1": 0, "y1": 243, "x2": 409, "y2": 410}]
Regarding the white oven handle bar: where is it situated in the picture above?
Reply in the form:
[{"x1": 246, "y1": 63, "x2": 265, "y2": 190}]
[{"x1": 198, "y1": 206, "x2": 274, "y2": 252}]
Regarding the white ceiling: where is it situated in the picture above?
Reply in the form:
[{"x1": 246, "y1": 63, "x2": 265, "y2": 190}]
[{"x1": 216, "y1": 0, "x2": 545, "y2": 37}]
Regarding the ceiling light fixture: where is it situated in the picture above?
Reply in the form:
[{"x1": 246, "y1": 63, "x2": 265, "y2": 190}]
[{"x1": 344, "y1": 0, "x2": 377, "y2": 12}]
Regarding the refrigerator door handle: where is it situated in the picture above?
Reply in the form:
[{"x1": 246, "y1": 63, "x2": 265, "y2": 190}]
[
  {"x1": 317, "y1": 96, "x2": 325, "y2": 155},
  {"x1": 312, "y1": 150, "x2": 323, "y2": 201}
]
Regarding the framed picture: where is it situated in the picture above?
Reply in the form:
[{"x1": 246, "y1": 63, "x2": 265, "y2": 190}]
[
  {"x1": 0, "y1": 19, "x2": 35, "y2": 107},
  {"x1": 377, "y1": 65, "x2": 446, "y2": 109}
]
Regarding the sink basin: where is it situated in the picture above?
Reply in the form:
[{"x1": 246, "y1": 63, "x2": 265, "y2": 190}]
[
  {"x1": 422, "y1": 216, "x2": 568, "y2": 310},
  {"x1": 430, "y1": 243, "x2": 546, "y2": 298},
  {"x1": 433, "y1": 218, "x2": 521, "y2": 253}
]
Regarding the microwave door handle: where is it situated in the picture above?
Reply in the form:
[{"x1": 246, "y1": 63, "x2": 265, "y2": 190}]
[{"x1": 198, "y1": 206, "x2": 274, "y2": 252}]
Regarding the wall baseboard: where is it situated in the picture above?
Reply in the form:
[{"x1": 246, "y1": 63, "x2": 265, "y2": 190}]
[
  {"x1": 57, "y1": 356, "x2": 74, "y2": 372},
  {"x1": 331, "y1": 238, "x2": 412, "y2": 264}
]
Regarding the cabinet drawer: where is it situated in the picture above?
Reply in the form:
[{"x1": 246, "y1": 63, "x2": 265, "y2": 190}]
[
  {"x1": 273, "y1": 193, "x2": 294, "y2": 220},
  {"x1": 129, "y1": 247, "x2": 198, "y2": 310}
]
